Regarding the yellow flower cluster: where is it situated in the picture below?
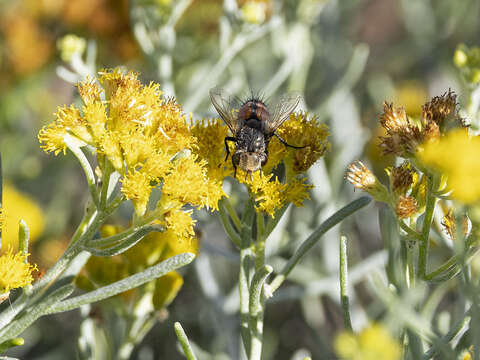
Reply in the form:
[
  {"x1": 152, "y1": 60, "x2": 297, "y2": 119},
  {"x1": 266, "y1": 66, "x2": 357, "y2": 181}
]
[
  {"x1": 192, "y1": 112, "x2": 329, "y2": 217},
  {"x1": 0, "y1": 247, "x2": 37, "y2": 295},
  {"x1": 39, "y1": 69, "x2": 224, "y2": 216},
  {"x1": 334, "y1": 324, "x2": 401, "y2": 360}
]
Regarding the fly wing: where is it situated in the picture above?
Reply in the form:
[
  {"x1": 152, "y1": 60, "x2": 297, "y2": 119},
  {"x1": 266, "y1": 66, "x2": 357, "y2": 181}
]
[
  {"x1": 266, "y1": 93, "x2": 301, "y2": 133},
  {"x1": 209, "y1": 87, "x2": 243, "y2": 135}
]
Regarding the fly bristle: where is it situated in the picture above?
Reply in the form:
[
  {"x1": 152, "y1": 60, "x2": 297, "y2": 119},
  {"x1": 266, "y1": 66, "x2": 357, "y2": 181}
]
[{"x1": 240, "y1": 89, "x2": 268, "y2": 107}]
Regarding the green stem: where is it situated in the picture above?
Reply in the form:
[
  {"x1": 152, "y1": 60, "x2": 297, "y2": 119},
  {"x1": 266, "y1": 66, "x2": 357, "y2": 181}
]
[
  {"x1": 418, "y1": 174, "x2": 438, "y2": 279},
  {"x1": 422, "y1": 311, "x2": 471, "y2": 359},
  {"x1": 174, "y1": 322, "x2": 198, "y2": 360},
  {"x1": 398, "y1": 220, "x2": 421, "y2": 240},
  {"x1": 248, "y1": 265, "x2": 273, "y2": 360},
  {"x1": 65, "y1": 135, "x2": 99, "y2": 208},
  {"x1": 86, "y1": 224, "x2": 164, "y2": 247},
  {"x1": 425, "y1": 256, "x2": 458, "y2": 281},
  {"x1": 239, "y1": 198, "x2": 255, "y2": 356},
  {"x1": 255, "y1": 211, "x2": 266, "y2": 269},
  {"x1": 218, "y1": 201, "x2": 241, "y2": 247},
  {"x1": 0, "y1": 337, "x2": 23, "y2": 353},
  {"x1": 339, "y1": 236, "x2": 353, "y2": 331},
  {"x1": 269, "y1": 197, "x2": 371, "y2": 293},
  {"x1": 84, "y1": 225, "x2": 164, "y2": 257},
  {"x1": 18, "y1": 220, "x2": 29, "y2": 260},
  {"x1": 406, "y1": 241, "x2": 415, "y2": 288},
  {"x1": 0, "y1": 207, "x2": 106, "y2": 331},
  {"x1": 264, "y1": 205, "x2": 290, "y2": 239},
  {"x1": 222, "y1": 198, "x2": 242, "y2": 231},
  {"x1": 45, "y1": 253, "x2": 195, "y2": 314},
  {"x1": 184, "y1": 19, "x2": 279, "y2": 111},
  {"x1": 99, "y1": 157, "x2": 113, "y2": 210}
]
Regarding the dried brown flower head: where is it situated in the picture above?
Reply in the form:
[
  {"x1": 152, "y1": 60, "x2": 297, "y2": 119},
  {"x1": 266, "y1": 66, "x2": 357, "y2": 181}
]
[
  {"x1": 421, "y1": 90, "x2": 467, "y2": 132},
  {"x1": 378, "y1": 102, "x2": 423, "y2": 157},
  {"x1": 390, "y1": 162, "x2": 415, "y2": 195},
  {"x1": 395, "y1": 195, "x2": 418, "y2": 219},
  {"x1": 346, "y1": 160, "x2": 389, "y2": 202}
]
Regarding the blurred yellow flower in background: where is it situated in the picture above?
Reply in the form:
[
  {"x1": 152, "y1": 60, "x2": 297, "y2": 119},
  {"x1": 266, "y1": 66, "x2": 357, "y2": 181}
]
[
  {"x1": 2, "y1": 184, "x2": 45, "y2": 251},
  {"x1": 241, "y1": 1, "x2": 268, "y2": 24},
  {"x1": 334, "y1": 323, "x2": 401, "y2": 360},
  {"x1": 1, "y1": 15, "x2": 53, "y2": 74},
  {"x1": 418, "y1": 129, "x2": 480, "y2": 204},
  {"x1": 57, "y1": 34, "x2": 87, "y2": 62}
]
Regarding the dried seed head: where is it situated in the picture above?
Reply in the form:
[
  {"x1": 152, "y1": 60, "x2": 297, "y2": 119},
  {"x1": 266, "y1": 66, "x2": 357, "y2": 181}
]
[
  {"x1": 422, "y1": 90, "x2": 457, "y2": 125},
  {"x1": 395, "y1": 195, "x2": 418, "y2": 219},
  {"x1": 390, "y1": 162, "x2": 415, "y2": 194},
  {"x1": 346, "y1": 160, "x2": 376, "y2": 190},
  {"x1": 378, "y1": 102, "x2": 423, "y2": 157},
  {"x1": 380, "y1": 103, "x2": 409, "y2": 133},
  {"x1": 346, "y1": 160, "x2": 389, "y2": 202}
]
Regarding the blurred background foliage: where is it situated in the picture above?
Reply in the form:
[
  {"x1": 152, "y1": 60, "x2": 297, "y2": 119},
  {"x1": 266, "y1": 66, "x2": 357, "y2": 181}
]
[{"x1": 1, "y1": 0, "x2": 480, "y2": 359}]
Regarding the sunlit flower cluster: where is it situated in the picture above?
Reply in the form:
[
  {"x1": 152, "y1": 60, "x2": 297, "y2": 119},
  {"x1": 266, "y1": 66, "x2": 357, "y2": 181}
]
[
  {"x1": 39, "y1": 69, "x2": 225, "y2": 216},
  {"x1": 192, "y1": 112, "x2": 329, "y2": 217},
  {"x1": 334, "y1": 323, "x2": 401, "y2": 360}
]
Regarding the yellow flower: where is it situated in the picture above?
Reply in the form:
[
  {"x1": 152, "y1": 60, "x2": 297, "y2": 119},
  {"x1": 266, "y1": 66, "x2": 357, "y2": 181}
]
[
  {"x1": 0, "y1": 247, "x2": 37, "y2": 294},
  {"x1": 276, "y1": 112, "x2": 330, "y2": 174},
  {"x1": 162, "y1": 155, "x2": 225, "y2": 211},
  {"x1": 241, "y1": 173, "x2": 313, "y2": 217},
  {"x1": 190, "y1": 118, "x2": 233, "y2": 181},
  {"x1": 334, "y1": 323, "x2": 401, "y2": 360},
  {"x1": 121, "y1": 170, "x2": 152, "y2": 216},
  {"x1": 247, "y1": 173, "x2": 287, "y2": 216},
  {"x1": 57, "y1": 34, "x2": 86, "y2": 62},
  {"x1": 2, "y1": 185, "x2": 45, "y2": 250},
  {"x1": 418, "y1": 129, "x2": 480, "y2": 203},
  {"x1": 164, "y1": 208, "x2": 196, "y2": 239},
  {"x1": 241, "y1": 1, "x2": 268, "y2": 24}
]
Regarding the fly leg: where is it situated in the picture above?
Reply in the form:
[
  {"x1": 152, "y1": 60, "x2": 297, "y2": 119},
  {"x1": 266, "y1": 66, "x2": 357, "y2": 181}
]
[
  {"x1": 245, "y1": 170, "x2": 253, "y2": 182},
  {"x1": 224, "y1": 137, "x2": 237, "y2": 161},
  {"x1": 274, "y1": 132, "x2": 305, "y2": 149}
]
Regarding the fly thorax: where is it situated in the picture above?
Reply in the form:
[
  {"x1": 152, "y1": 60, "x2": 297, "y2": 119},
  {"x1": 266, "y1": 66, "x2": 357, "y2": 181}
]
[{"x1": 237, "y1": 127, "x2": 265, "y2": 153}]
